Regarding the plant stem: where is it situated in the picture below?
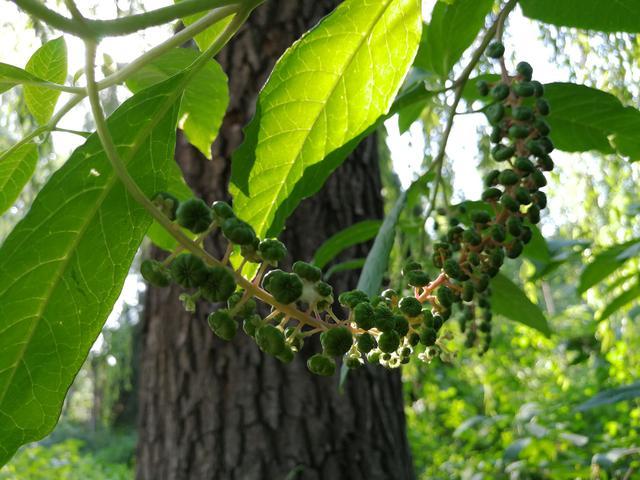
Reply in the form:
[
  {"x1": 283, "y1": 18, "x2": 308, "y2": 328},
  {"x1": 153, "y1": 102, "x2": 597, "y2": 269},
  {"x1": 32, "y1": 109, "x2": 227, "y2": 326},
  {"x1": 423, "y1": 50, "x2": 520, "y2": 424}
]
[{"x1": 12, "y1": 0, "x2": 240, "y2": 38}]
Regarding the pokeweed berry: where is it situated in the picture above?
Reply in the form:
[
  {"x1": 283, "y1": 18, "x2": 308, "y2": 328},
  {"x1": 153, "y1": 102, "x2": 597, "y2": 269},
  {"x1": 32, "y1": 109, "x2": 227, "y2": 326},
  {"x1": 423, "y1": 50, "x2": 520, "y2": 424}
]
[
  {"x1": 462, "y1": 282, "x2": 475, "y2": 302},
  {"x1": 320, "y1": 326, "x2": 353, "y2": 356},
  {"x1": 490, "y1": 126, "x2": 503, "y2": 143},
  {"x1": 484, "y1": 169, "x2": 501, "y2": 187},
  {"x1": 474, "y1": 274, "x2": 490, "y2": 293},
  {"x1": 491, "y1": 83, "x2": 510, "y2": 101},
  {"x1": 531, "y1": 169, "x2": 547, "y2": 188},
  {"x1": 399, "y1": 296, "x2": 422, "y2": 317},
  {"x1": 536, "y1": 98, "x2": 550, "y2": 116},
  {"x1": 508, "y1": 124, "x2": 531, "y2": 139},
  {"x1": 486, "y1": 103, "x2": 505, "y2": 125},
  {"x1": 443, "y1": 259, "x2": 463, "y2": 280},
  {"x1": 516, "y1": 61, "x2": 533, "y2": 81},
  {"x1": 407, "y1": 270, "x2": 430, "y2": 287},
  {"x1": 228, "y1": 291, "x2": 257, "y2": 317},
  {"x1": 171, "y1": 253, "x2": 208, "y2": 289},
  {"x1": 531, "y1": 80, "x2": 544, "y2": 97},
  {"x1": 394, "y1": 315, "x2": 410, "y2": 337},
  {"x1": 507, "y1": 216, "x2": 522, "y2": 236},
  {"x1": 492, "y1": 144, "x2": 515, "y2": 161},
  {"x1": 307, "y1": 354, "x2": 336, "y2": 376},
  {"x1": 419, "y1": 327, "x2": 437, "y2": 346},
  {"x1": 292, "y1": 261, "x2": 322, "y2": 282},
  {"x1": 152, "y1": 192, "x2": 180, "y2": 221},
  {"x1": 490, "y1": 224, "x2": 506, "y2": 242},
  {"x1": 512, "y1": 81, "x2": 535, "y2": 97},
  {"x1": 436, "y1": 286, "x2": 454, "y2": 308},
  {"x1": 515, "y1": 186, "x2": 531, "y2": 205},
  {"x1": 222, "y1": 217, "x2": 257, "y2": 246},
  {"x1": 486, "y1": 41, "x2": 505, "y2": 58},
  {"x1": 338, "y1": 289, "x2": 369, "y2": 308},
  {"x1": 276, "y1": 346, "x2": 295, "y2": 364},
  {"x1": 506, "y1": 239, "x2": 524, "y2": 258},
  {"x1": 498, "y1": 169, "x2": 519, "y2": 186},
  {"x1": 482, "y1": 187, "x2": 502, "y2": 202},
  {"x1": 374, "y1": 304, "x2": 396, "y2": 332},
  {"x1": 512, "y1": 106, "x2": 533, "y2": 121},
  {"x1": 534, "y1": 118, "x2": 550, "y2": 136},
  {"x1": 501, "y1": 194, "x2": 520, "y2": 212},
  {"x1": 476, "y1": 80, "x2": 490, "y2": 96},
  {"x1": 242, "y1": 314, "x2": 262, "y2": 337},
  {"x1": 262, "y1": 270, "x2": 303, "y2": 304},
  {"x1": 520, "y1": 226, "x2": 533, "y2": 244},
  {"x1": 345, "y1": 356, "x2": 363, "y2": 369},
  {"x1": 356, "y1": 332, "x2": 376, "y2": 353},
  {"x1": 471, "y1": 211, "x2": 491, "y2": 224},
  {"x1": 533, "y1": 191, "x2": 547, "y2": 209},
  {"x1": 200, "y1": 266, "x2": 236, "y2": 302},
  {"x1": 401, "y1": 260, "x2": 422, "y2": 276},
  {"x1": 141, "y1": 259, "x2": 172, "y2": 287},
  {"x1": 211, "y1": 201, "x2": 235, "y2": 221},
  {"x1": 176, "y1": 198, "x2": 213, "y2": 234},
  {"x1": 433, "y1": 314, "x2": 444, "y2": 330},
  {"x1": 315, "y1": 281, "x2": 333, "y2": 299},
  {"x1": 207, "y1": 309, "x2": 237, "y2": 341},
  {"x1": 538, "y1": 154, "x2": 554, "y2": 172},
  {"x1": 378, "y1": 331, "x2": 401, "y2": 353},
  {"x1": 255, "y1": 324, "x2": 285, "y2": 355},
  {"x1": 528, "y1": 205, "x2": 541, "y2": 224},
  {"x1": 353, "y1": 302, "x2": 375, "y2": 330},
  {"x1": 381, "y1": 288, "x2": 399, "y2": 304},
  {"x1": 258, "y1": 238, "x2": 287, "y2": 264},
  {"x1": 515, "y1": 157, "x2": 535, "y2": 174}
]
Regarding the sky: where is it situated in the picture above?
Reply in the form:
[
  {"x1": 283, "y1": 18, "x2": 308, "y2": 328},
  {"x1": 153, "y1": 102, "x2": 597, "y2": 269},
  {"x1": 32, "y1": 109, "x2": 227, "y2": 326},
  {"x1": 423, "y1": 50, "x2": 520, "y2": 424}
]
[{"x1": 0, "y1": 1, "x2": 611, "y2": 345}]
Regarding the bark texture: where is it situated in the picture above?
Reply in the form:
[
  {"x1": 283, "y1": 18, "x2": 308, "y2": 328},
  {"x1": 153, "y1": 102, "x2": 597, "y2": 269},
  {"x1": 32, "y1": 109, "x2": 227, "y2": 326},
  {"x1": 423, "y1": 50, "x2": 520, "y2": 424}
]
[{"x1": 137, "y1": 2, "x2": 414, "y2": 479}]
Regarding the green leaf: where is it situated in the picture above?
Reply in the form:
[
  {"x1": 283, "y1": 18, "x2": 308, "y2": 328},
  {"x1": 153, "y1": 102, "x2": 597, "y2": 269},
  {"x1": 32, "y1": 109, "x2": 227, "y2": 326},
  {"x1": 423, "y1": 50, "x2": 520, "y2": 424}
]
[
  {"x1": 578, "y1": 238, "x2": 640, "y2": 294},
  {"x1": 324, "y1": 258, "x2": 366, "y2": 281},
  {"x1": 174, "y1": 0, "x2": 233, "y2": 52},
  {"x1": 230, "y1": 0, "x2": 422, "y2": 238},
  {"x1": 0, "y1": 63, "x2": 46, "y2": 94},
  {"x1": 313, "y1": 220, "x2": 382, "y2": 269},
  {"x1": 0, "y1": 76, "x2": 183, "y2": 466},
  {"x1": 415, "y1": 0, "x2": 493, "y2": 77},
  {"x1": 577, "y1": 382, "x2": 640, "y2": 411},
  {"x1": 491, "y1": 273, "x2": 551, "y2": 337},
  {"x1": 520, "y1": 0, "x2": 640, "y2": 33},
  {"x1": 357, "y1": 191, "x2": 407, "y2": 297},
  {"x1": 545, "y1": 83, "x2": 640, "y2": 160},
  {"x1": 522, "y1": 225, "x2": 550, "y2": 264},
  {"x1": 0, "y1": 143, "x2": 38, "y2": 214},
  {"x1": 24, "y1": 37, "x2": 67, "y2": 125},
  {"x1": 597, "y1": 282, "x2": 640, "y2": 323},
  {"x1": 126, "y1": 48, "x2": 229, "y2": 159}
]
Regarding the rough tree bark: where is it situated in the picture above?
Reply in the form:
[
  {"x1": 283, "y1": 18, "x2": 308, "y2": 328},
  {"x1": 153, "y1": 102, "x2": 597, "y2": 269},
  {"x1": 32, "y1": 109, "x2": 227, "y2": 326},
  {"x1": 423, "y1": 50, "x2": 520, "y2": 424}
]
[{"x1": 137, "y1": 2, "x2": 414, "y2": 479}]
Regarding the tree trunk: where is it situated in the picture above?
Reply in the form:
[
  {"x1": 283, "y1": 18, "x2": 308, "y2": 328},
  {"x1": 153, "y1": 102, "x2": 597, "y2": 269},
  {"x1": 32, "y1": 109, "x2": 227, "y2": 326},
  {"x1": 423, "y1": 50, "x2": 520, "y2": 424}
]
[{"x1": 136, "y1": 2, "x2": 414, "y2": 479}]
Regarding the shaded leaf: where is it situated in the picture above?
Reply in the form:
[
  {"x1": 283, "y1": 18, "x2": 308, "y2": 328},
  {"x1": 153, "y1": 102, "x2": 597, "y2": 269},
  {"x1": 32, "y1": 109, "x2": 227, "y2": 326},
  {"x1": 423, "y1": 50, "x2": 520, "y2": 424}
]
[
  {"x1": 577, "y1": 382, "x2": 640, "y2": 411},
  {"x1": 597, "y1": 281, "x2": 640, "y2": 323},
  {"x1": 324, "y1": 258, "x2": 366, "y2": 281},
  {"x1": 357, "y1": 192, "x2": 407, "y2": 297},
  {"x1": 313, "y1": 220, "x2": 382, "y2": 269},
  {"x1": 230, "y1": 0, "x2": 422, "y2": 238},
  {"x1": 491, "y1": 273, "x2": 551, "y2": 336},
  {"x1": 24, "y1": 37, "x2": 67, "y2": 125},
  {"x1": 0, "y1": 75, "x2": 183, "y2": 466},
  {"x1": 126, "y1": 48, "x2": 228, "y2": 159},
  {"x1": 578, "y1": 238, "x2": 640, "y2": 294},
  {"x1": 415, "y1": 0, "x2": 493, "y2": 77},
  {"x1": 520, "y1": 0, "x2": 640, "y2": 33},
  {"x1": 0, "y1": 143, "x2": 38, "y2": 214}
]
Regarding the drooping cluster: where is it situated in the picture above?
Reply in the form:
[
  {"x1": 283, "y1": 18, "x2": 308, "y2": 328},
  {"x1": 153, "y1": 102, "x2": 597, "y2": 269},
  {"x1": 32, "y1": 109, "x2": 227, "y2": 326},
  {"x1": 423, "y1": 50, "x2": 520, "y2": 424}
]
[{"x1": 139, "y1": 41, "x2": 553, "y2": 374}]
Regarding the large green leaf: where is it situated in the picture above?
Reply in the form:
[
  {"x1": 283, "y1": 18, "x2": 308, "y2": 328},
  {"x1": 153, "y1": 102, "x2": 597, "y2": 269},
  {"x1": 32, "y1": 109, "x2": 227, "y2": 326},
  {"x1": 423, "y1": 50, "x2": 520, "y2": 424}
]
[
  {"x1": 0, "y1": 143, "x2": 38, "y2": 214},
  {"x1": 414, "y1": 0, "x2": 493, "y2": 77},
  {"x1": 174, "y1": 0, "x2": 232, "y2": 52},
  {"x1": 545, "y1": 83, "x2": 640, "y2": 160},
  {"x1": 24, "y1": 37, "x2": 67, "y2": 125},
  {"x1": 0, "y1": 76, "x2": 183, "y2": 466},
  {"x1": 230, "y1": 0, "x2": 422, "y2": 237},
  {"x1": 578, "y1": 238, "x2": 640, "y2": 294},
  {"x1": 313, "y1": 220, "x2": 382, "y2": 269},
  {"x1": 577, "y1": 382, "x2": 640, "y2": 411},
  {"x1": 357, "y1": 192, "x2": 407, "y2": 297},
  {"x1": 597, "y1": 281, "x2": 640, "y2": 323},
  {"x1": 520, "y1": 0, "x2": 640, "y2": 33},
  {"x1": 491, "y1": 273, "x2": 551, "y2": 337},
  {"x1": 126, "y1": 48, "x2": 228, "y2": 159}
]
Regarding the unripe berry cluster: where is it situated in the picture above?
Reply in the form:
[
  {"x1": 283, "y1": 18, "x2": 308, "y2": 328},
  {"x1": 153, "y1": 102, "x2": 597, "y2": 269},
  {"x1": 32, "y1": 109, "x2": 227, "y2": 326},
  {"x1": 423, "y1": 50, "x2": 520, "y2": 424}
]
[{"x1": 139, "y1": 42, "x2": 552, "y2": 374}]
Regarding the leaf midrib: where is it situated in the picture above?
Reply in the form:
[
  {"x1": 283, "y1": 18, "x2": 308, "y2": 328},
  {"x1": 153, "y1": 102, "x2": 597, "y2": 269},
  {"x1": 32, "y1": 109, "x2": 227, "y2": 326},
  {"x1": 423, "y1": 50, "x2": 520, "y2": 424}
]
[{"x1": 252, "y1": 0, "x2": 395, "y2": 236}]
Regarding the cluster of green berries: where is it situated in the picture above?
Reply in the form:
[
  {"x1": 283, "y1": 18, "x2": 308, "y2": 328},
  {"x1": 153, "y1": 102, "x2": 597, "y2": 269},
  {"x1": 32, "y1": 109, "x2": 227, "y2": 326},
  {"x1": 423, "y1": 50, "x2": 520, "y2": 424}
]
[
  {"x1": 138, "y1": 42, "x2": 553, "y2": 373},
  {"x1": 425, "y1": 42, "x2": 553, "y2": 352}
]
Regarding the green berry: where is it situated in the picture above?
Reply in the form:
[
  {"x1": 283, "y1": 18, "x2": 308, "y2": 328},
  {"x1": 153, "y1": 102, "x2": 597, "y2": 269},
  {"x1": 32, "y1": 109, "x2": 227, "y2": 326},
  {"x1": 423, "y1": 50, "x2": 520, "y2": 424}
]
[
  {"x1": 436, "y1": 286, "x2": 454, "y2": 308},
  {"x1": 419, "y1": 327, "x2": 437, "y2": 346},
  {"x1": 515, "y1": 187, "x2": 531, "y2": 205},
  {"x1": 490, "y1": 224, "x2": 506, "y2": 242},
  {"x1": 462, "y1": 282, "x2": 474, "y2": 302},
  {"x1": 531, "y1": 169, "x2": 547, "y2": 188},
  {"x1": 222, "y1": 217, "x2": 257, "y2": 246},
  {"x1": 534, "y1": 118, "x2": 550, "y2": 135},
  {"x1": 152, "y1": 192, "x2": 180, "y2": 221},
  {"x1": 276, "y1": 346, "x2": 295, "y2": 364},
  {"x1": 528, "y1": 205, "x2": 541, "y2": 224},
  {"x1": 516, "y1": 61, "x2": 533, "y2": 81},
  {"x1": 471, "y1": 211, "x2": 491, "y2": 224},
  {"x1": 515, "y1": 157, "x2": 535, "y2": 174},
  {"x1": 292, "y1": 261, "x2": 322, "y2": 282},
  {"x1": 506, "y1": 216, "x2": 522, "y2": 236},
  {"x1": 402, "y1": 260, "x2": 422, "y2": 276},
  {"x1": 526, "y1": 140, "x2": 546, "y2": 157},
  {"x1": 482, "y1": 187, "x2": 502, "y2": 201},
  {"x1": 378, "y1": 331, "x2": 401, "y2": 353},
  {"x1": 357, "y1": 332, "x2": 376, "y2": 353},
  {"x1": 170, "y1": 253, "x2": 208, "y2": 288},
  {"x1": 374, "y1": 304, "x2": 396, "y2": 332},
  {"x1": 486, "y1": 41, "x2": 505, "y2": 58},
  {"x1": 490, "y1": 126, "x2": 503, "y2": 143},
  {"x1": 477, "y1": 80, "x2": 490, "y2": 96},
  {"x1": 200, "y1": 266, "x2": 236, "y2": 302},
  {"x1": 407, "y1": 270, "x2": 430, "y2": 287},
  {"x1": 263, "y1": 270, "x2": 303, "y2": 304},
  {"x1": 491, "y1": 83, "x2": 510, "y2": 101},
  {"x1": 307, "y1": 354, "x2": 336, "y2": 376},
  {"x1": 492, "y1": 144, "x2": 515, "y2": 161},
  {"x1": 353, "y1": 302, "x2": 375, "y2": 330},
  {"x1": 258, "y1": 238, "x2": 287, "y2": 264},
  {"x1": 176, "y1": 198, "x2": 213, "y2": 234},
  {"x1": 484, "y1": 170, "x2": 500, "y2": 187},
  {"x1": 538, "y1": 154, "x2": 554, "y2": 172},
  {"x1": 520, "y1": 226, "x2": 533, "y2": 244},
  {"x1": 141, "y1": 259, "x2": 172, "y2": 287},
  {"x1": 443, "y1": 259, "x2": 463, "y2": 280},
  {"x1": 508, "y1": 124, "x2": 531, "y2": 139},
  {"x1": 536, "y1": 98, "x2": 550, "y2": 115},
  {"x1": 531, "y1": 80, "x2": 544, "y2": 97},
  {"x1": 500, "y1": 194, "x2": 520, "y2": 212},
  {"x1": 345, "y1": 356, "x2": 363, "y2": 369},
  {"x1": 463, "y1": 229, "x2": 482, "y2": 246},
  {"x1": 211, "y1": 201, "x2": 235, "y2": 221},
  {"x1": 474, "y1": 274, "x2": 490, "y2": 293},
  {"x1": 512, "y1": 106, "x2": 533, "y2": 121},
  {"x1": 240, "y1": 238, "x2": 261, "y2": 263},
  {"x1": 486, "y1": 103, "x2": 505, "y2": 125},
  {"x1": 394, "y1": 316, "x2": 410, "y2": 336},
  {"x1": 315, "y1": 281, "x2": 333, "y2": 298},
  {"x1": 498, "y1": 169, "x2": 519, "y2": 186},
  {"x1": 255, "y1": 324, "x2": 285, "y2": 356},
  {"x1": 207, "y1": 310, "x2": 237, "y2": 340},
  {"x1": 321, "y1": 327, "x2": 353, "y2": 356},
  {"x1": 242, "y1": 314, "x2": 262, "y2": 337},
  {"x1": 381, "y1": 288, "x2": 399, "y2": 303},
  {"x1": 533, "y1": 191, "x2": 547, "y2": 209},
  {"x1": 512, "y1": 81, "x2": 535, "y2": 97},
  {"x1": 506, "y1": 239, "x2": 524, "y2": 258},
  {"x1": 398, "y1": 296, "x2": 422, "y2": 317}
]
